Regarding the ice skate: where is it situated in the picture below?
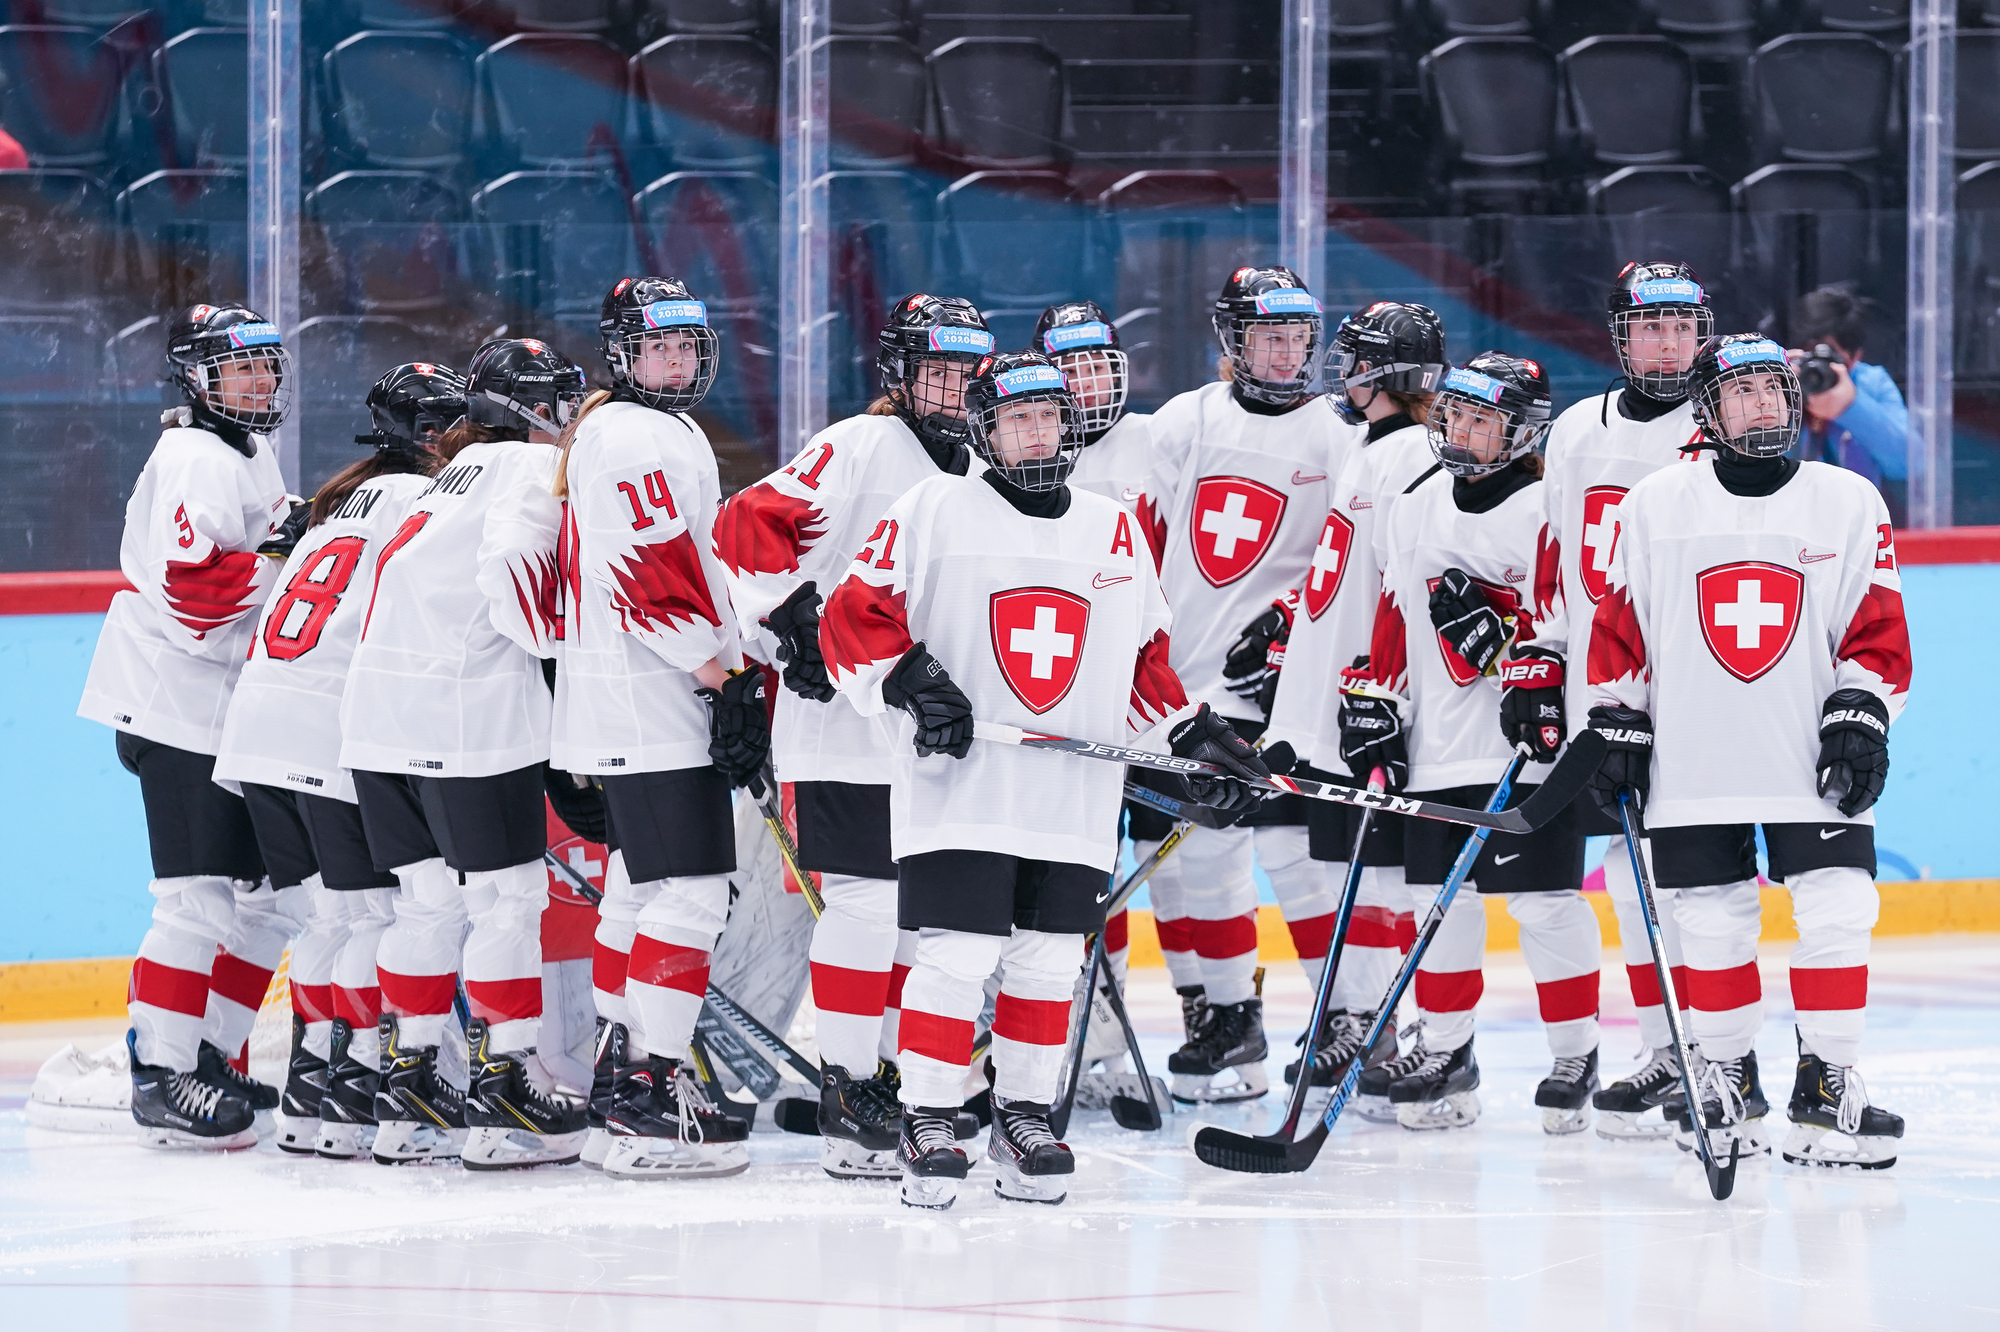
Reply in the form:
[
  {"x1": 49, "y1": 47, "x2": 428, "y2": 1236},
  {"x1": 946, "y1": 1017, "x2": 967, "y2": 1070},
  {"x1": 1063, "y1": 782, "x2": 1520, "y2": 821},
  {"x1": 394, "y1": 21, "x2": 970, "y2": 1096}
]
[
  {"x1": 1782, "y1": 1036, "x2": 1903, "y2": 1171},
  {"x1": 196, "y1": 1037, "x2": 280, "y2": 1138},
  {"x1": 898, "y1": 1105, "x2": 970, "y2": 1209},
  {"x1": 128, "y1": 1029, "x2": 259, "y2": 1151},
  {"x1": 27, "y1": 1039, "x2": 133, "y2": 1134},
  {"x1": 601, "y1": 1055, "x2": 752, "y2": 1179},
  {"x1": 1168, "y1": 998, "x2": 1270, "y2": 1105},
  {"x1": 1593, "y1": 1045, "x2": 1694, "y2": 1142},
  {"x1": 817, "y1": 1061, "x2": 903, "y2": 1180},
  {"x1": 372, "y1": 1015, "x2": 466, "y2": 1163},
  {"x1": 1390, "y1": 1037, "x2": 1482, "y2": 1130},
  {"x1": 1354, "y1": 1024, "x2": 1431, "y2": 1123},
  {"x1": 313, "y1": 1018, "x2": 378, "y2": 1159},
  {"x1": 1285, "y1": 1009, "x2": 1396, "y2": 1088},
  {"x1": 580, "y1": 1019, "x2": 643, "y2": 1171},
  {"x1": 1672, "y1": 1050, "x2": 1771, "y2": 1158},
  {"x1": 987, "y1": 1096, "x2": 1075, "y2": 1204},
  {"x1": 462, "y1": 1018, "x2": 589, "y2": 1171},
  {"x1": 1535, "y1": 1047, "x2": 1598, "y2": 1135},
  {"x1": 1175, "y1": 984, "x2": 1209, "y2": 1047},
  {"x1": 273, "y1": 1016, "x2": 329, "y2": 1154}
]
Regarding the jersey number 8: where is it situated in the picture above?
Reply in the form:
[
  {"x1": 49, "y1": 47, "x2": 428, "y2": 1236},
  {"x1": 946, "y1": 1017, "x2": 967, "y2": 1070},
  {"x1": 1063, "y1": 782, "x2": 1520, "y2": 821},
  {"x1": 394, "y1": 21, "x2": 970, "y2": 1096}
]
[{"x1": 262, "y1": 536, "x2": 366, "y2": 661}]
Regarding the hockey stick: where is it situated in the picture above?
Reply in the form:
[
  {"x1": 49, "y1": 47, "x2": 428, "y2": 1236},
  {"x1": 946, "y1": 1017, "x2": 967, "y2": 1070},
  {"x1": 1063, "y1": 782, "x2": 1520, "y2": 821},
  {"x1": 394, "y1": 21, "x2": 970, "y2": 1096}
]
[
  {"x1": 1192, "y1": 749, "x2": 1530, "y2": 1173},
  {"x1": 702, "y1": 983, "x2": 822, "y2": 1085},
  {"x1": 1122, "y1": 779, "x2": 1229, "y2": 830},
  {"x1": 1093, "y1": 939, "x2": 1166, "y2": 1131},
  {"x1": 694, "y1": 1006, "x2": 783, "y2": 1100},
  {"x1": 751, "y1": 762, "x2": 826, "y2": 918},
  {"x1": 1618, "y1": 791, "x2": 1739, "y2": 1201},
  {"x1": 973, "y1": 722, "x2": 1601, "y2": 835},
  {"x1": 686, "y1": 1029, "x2": 755, "y2": 1127},
  {"x1": 544, "y1": 848, "x2": 606, "y2": 906},
  {"x1": 1050, "y1": 930, "x2": 1107, "y2": 1140}
]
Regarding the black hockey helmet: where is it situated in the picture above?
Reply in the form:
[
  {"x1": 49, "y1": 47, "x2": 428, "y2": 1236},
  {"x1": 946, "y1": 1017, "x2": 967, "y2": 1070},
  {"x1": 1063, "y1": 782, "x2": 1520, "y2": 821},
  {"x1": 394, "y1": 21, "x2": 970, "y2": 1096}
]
[
  {"x1": 164, "y1": 301, "x2": 293, "y2": 433},
  {"x1": 599, "y1": 275, "x2": 719, "y2": 412},
  {"x1": 1031, "y1": 300, "x2": 1128, "y2": 437},
  {"x1": 963, "y1": 350, "x2": 1081, "y2": 494},
  {"x1": 464, "y1": 337, "x2": 586, "y2": 439},
  {"x1": 1686, "y1": 333, "x2": 1801, "y2": 459},
  {"x1": 1211, "y1": 265, "x2": 1323, "y2": 406},
  {"x1": 1427, "y1": 351, "x2": 1552, "y2": 478},
  {"x1": 877, "y1": 292, "x2": 996, "y2": 451},
  {"x1": 1607, "y1": 260, "x2": 1714, "y2": 400},
  {"x1": 1325, "y1": 300, "x2": 1447, "y2": 425},
  {"x1": 357, "y1": 361, "x2": 467, "y2": 457}
]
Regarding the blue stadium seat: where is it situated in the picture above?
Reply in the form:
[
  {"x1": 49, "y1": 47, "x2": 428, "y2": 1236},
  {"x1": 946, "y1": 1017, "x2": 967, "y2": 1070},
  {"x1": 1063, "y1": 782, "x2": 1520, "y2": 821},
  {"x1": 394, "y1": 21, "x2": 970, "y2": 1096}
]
[
  {"x1": 322, "y1": 31, "x2": 475, "y2": 172},
  {"x1": 1749, "y1": 33, "x2": 1893, "y2": 166},
  {"x1": 935, "y1": 169, "x2": 1090, "y2": 310},
  {"x1": 1425, "y1": 0, "x2": 1552, "y2": 37},
  {"x1": 306, "y1": 170, "x2": 466, "y2": 314},
  {"x1": 634, "y1": 170, "x2": 778, "y2": 312},
  {"x1": 292, "y1": 314, "x2": 439, "y2": 489},
  {"x1": 0, "y1": 317, "x2": 105, "y2": 403},
  {"x1": 1560, "y1": 36, "x2": 1700, "y2": 169},
  {"x1": 1959, "y1": 32, "x2": 2000, "y2": 169},
  {"x1": 476, "y1": 33, "x2": 630, "y2": 172},
  {"x1": 1097, "y1": 170, "x2": 1250, "y2": 407},
  {"x1": 0, "y1": 25, "x2": 127, "y2": 169},
  {"x1": 0, "y1": 169, "x2": 112, "y2": 312},
  {"x1": 117, "y1": 166, "x2": 247, "y2": 307},
  {"x1": 827, "y1": 36, "x2": 928, "y2": 168},
  {"x1": 511, "y1": 0, "x2": 616, "y2": 33},
  {"x1": 831, "y1": 0, "x2": 913, "y2": 38},
  {"x1": 634, "y1": 0, "x2": 772, "y2": 39},
  {"x1": 349, "y1": 1, "x2": 463, "y2": 32},
  {"x1": 470, "y1": 169, "x2": 635, "y2": 314},
  {"x1": 155, "y1": 27, "x2": 249, "y2": 168},
  {"x1": 927, "y1": 37, "x2": 1065, "y2": 170},
  {"x1": 1419, "y1": 35, "x2": 1558, "y2": 213},
  {"x1": 632, "y1": 35, "x2": 776, "y2": 172}
]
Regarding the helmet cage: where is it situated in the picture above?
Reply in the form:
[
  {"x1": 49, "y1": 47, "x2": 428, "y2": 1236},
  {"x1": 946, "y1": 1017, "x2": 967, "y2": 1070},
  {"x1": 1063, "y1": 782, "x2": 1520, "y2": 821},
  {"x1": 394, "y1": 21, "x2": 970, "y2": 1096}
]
[
  {"x1": 967, "y1": 362, "x2": 1081, "y2": 493},
  {"x1": 604, "y1": 298, "x2": 720, "y2": 412},
  {"x1": 1611, "y1": 302, "x2": 1715, "y2": 399},
  {"x1": 1426, "y1": 366, "x2": 1550, "y2": 478},
  {"x1": 1690, "y1": 339, "x2": 1801, "y2": 458},
  {"x1": 1213, "y1": 298, "x2": 1323, "y2": 405},
  {"x1": 1048, "y1": 344, "x2": 1129, "y2": 435},
  {"x1": 176, "y1": 326, "x2": 295, "y2": 431}
]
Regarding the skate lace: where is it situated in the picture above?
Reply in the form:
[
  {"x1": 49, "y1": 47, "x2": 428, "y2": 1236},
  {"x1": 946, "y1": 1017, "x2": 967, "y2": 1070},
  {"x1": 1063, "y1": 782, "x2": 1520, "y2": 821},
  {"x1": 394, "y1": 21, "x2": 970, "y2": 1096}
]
[
  {"x1": 672, "y1": 1066, "x2": 719, "y2": 1145},
  {"x1": 1312, "y1": 1012, "x2": 1369, "y2": 1069},
  {"x1": 1408, "y1": 1046, "x2": 1454, "y2": 1080},
  {"x1": 1549, "y1": 1053, "x2": 1592, "y2": 1085},
  {"x1": 169, "y1": 1071, "x2": 226, "y2": 1120},
  {"x1": 998, "y1": 1104, "x2": 1058, "y2": 1152},
  {"x1": 909, "y1": 1111, "x2": 958, "y2": 1152},
  {"x1": 1628, "y1": 1046, "x2": 1679, "y2": 1092},
  {"x1": 1381, "y1": 1030, "x2": 1430, "y2": 1081},
  {"x1": 1828, "y1": 1064, "x2": 1868, "y2": 1135},
  {"x1": 1702, "y1": 1058, "x2": 1749, "y2": 1125}
]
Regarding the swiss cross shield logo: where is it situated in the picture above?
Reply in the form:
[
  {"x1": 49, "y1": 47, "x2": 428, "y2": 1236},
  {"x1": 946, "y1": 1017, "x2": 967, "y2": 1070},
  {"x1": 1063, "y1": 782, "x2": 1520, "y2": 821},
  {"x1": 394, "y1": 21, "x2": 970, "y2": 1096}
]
[
  {"x1": 990, "y1": 587, "x2": 1092, "y2": 714},
  {"x1": 1424, "y1": 574, "x2": 1523, "y2": 687},
  {"x1": 1190, "y1": 476, "x2": 1287, "y2": 587},
  {"x1": 1578, "y1": 485, "x2": 1628, "y2": 604},
  {"x1": 1303, "y1": 508, "x2": 1355, "y2": 620},
  {"x1": 1697, "y1": 561, "x2": 1803, "y2": 683}
]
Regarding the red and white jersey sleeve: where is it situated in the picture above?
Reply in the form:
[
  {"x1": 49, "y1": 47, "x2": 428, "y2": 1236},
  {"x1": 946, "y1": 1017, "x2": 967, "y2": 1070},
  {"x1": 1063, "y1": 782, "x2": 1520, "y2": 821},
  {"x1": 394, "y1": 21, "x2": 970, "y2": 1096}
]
[
  {"x1": 1266, "y1": 421, "x2": 1435, "y2": 769},
  {"x1": 79, "y1": 425, "x2": 288, "y2": 754},
  {"x1": 1542, "y1": 390, "x2": 1705, "y2": 736},
  {"x1": 339, "y1": 439, "x2": 561, "y2": 779},
  {"x1": 1147, "y1": 383, "x2": 1362, "y2": 720},
  {"x1": 713, "y1": 412, "x2": 960, "y2": 784},
  {"x1": 1587, "y1": 459, "x2": 1911, "y2": 828},
  {"x1": 1368, "y1": 469, "x2": 1565, "y2": 790},
  {"x1": 213, "y1": 472, "x2": 430, "y2": 801},
  {"x1": 552, "y1": 400, "x2": 737, "y2": 775},
  {"x1": 822, "y1": 475, "x2": 1194, "y2": 870}
]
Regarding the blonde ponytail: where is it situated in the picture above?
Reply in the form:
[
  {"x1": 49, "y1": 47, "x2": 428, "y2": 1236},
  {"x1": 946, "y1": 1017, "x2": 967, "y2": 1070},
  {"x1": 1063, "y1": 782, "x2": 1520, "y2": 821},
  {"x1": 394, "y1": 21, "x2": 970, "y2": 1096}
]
[{"x1": 551, "y1": 388, "x2": 617, "y2": 499}]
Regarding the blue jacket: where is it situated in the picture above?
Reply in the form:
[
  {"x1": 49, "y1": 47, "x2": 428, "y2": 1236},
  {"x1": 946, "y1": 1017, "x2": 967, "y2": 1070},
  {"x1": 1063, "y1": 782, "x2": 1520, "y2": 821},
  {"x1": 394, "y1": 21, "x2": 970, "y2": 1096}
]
[{"x1": 1797, "y1": 360, "x2": 1907, "y2": 483}]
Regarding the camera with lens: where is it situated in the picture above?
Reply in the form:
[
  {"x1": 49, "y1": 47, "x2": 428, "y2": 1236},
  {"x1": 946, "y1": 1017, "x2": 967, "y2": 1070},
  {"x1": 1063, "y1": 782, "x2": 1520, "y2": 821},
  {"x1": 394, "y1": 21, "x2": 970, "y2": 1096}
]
[{"x1": 1797, "y1": 343, "x2": 1843, "y2": 396}]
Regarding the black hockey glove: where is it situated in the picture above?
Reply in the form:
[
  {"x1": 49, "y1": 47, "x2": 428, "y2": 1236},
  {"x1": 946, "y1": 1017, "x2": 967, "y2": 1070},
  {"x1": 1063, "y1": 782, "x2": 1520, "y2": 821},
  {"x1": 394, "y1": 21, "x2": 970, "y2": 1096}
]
[
  {"x1": 1221, "y1": 601, "x2": 1292, "y2": 719},
  {"x1": 880, "y1": 642, "x2": 974, "y2": 759},
  {"x1": 1337, "y1": 688, "x2": 1408, "y2": 793},
  {"x1": 1816, "y1": 688, "x2": 1890, "y2": 818},
  {"x1": 1428, "y1": 568, "x2": 1508, "y2": 678},
  {"x1": 1585, "y1": 704, "x2": 1653, "y2": 817},
  {"x1": 1168, "y1": 704, "x2": 1271, "y2": 819},
  {"x1": 761, "y1": 581, "x2": 836, "y2": 703},
  {"x1": 543, "y1": 765, "x2": 607, "y2": 844},
  {"x1": 697, "y1": 669, "x2": 773, "y2": 794},
  {"x1": 1498, "y1": 646, "x2": 1566, "y2": 762},
  {"x1": 258, "y1": 497, "x2": 312, "y2": 560}
]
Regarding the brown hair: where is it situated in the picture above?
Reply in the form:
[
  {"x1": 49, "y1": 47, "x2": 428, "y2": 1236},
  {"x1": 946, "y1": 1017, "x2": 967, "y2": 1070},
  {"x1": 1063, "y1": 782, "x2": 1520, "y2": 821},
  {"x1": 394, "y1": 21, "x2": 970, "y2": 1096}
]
[
  {"x1": 433, "y1": 418, "x2": 504, "y2": 463},
  {"x1": 1520, "y1": 452, "x2": 1545, "y2": 478},
  {"x1": 308, "y1": 447, "x2": 440, "y2": 527},
  {"x1": 550, "y1": 388, "x2": 617, "y2": 499},
  {"x1": 866, "y1": 394, "x2": 900, "y2": 416},
  {"x1": 1388, "y1": 389, "x2": 1433, "y2": 425},
  {"x1": 1216, "y1": 354, "x2": 1233, "y2": 382}
]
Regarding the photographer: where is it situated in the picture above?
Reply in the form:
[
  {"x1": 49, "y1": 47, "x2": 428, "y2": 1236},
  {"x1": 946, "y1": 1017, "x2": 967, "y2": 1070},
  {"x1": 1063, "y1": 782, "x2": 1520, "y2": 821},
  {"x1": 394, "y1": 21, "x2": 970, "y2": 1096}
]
[{"x1": 1788, "y1": 287, "x2": 1908, "y2": 501}]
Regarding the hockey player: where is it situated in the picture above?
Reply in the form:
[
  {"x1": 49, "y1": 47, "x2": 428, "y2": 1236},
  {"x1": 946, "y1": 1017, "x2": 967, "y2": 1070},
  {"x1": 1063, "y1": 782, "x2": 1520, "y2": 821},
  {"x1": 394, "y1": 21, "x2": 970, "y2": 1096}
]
[
  {"x1": 213, "y1": 362, "x2": 463, "y2": 1161},
  {"x1": 713, "y1": 294, "x2": 997, "y2": 1179},
  {"x1": 1248, "y1": 301, "x2": 1447, "y2": 1094},
  {"x1": 1142, "y1": 265, "x2": 1362, "y2": 1103},
  {"x1": 1544, "y1": 261, "x2": 1713, "y2": 1139},
  {"x1": 819, "y1": 351, "x2": 1268, "y2": 1208},
  {"x1": 77, "y1": 303, "x2": 297, "y2": 1149},
  {"x1": 340, "y1": 337, "x2": 588, "y2": 1170},
  {"x1": 1586, "y1": 334, "x2": 1911, "y2": 1168},
  {"x1": 552, "y1": 277, "x2": 762, "y2": 1179},
  {"x1": 1339, "y1": 352, "x2": 1604, "y2": 1133}
]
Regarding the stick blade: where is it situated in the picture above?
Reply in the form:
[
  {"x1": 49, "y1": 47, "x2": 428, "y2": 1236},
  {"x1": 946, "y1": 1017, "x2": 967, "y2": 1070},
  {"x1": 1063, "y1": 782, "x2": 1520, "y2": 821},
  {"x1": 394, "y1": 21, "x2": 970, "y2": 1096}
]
[
  {"x1": 1189, "y1": 1124, "x2": 1308, "y2": 1174},
  {"x1": 1707, "y1": 1139, "x2": 1741, "y2": 1201},
  {"x1": 1511, "y1": 730, "x2": 1607, "y2": 831},
  {"x1": 1109, "y1": 1094, "x2": 1163, "y2": 1132},
  {"x1": 772, "y1": 1096, "x2": 820, "y2": 1136}
]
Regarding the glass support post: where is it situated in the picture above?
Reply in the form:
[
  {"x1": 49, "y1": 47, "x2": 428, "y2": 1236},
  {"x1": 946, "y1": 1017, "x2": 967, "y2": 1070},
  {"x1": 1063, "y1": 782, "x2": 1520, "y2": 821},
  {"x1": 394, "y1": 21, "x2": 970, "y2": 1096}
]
[
  {"x1": 248, "y1": 0, "x2": 301, "y2": 489},
  {"x1": 780, "y1": 0, "x2": 832, "y2": 460},
  {"x1": 1279, "y1": 0, "x2": 1329, "y2": 309},
  {"x1": 1906, "y1": 0, "x2": 1955, "y2": 528}
]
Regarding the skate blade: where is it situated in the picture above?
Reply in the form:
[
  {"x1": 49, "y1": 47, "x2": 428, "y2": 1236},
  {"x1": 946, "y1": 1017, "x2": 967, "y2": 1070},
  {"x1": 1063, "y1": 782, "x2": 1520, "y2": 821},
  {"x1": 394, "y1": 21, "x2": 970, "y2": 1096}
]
[
  {"x1": 371, "y1": 1120, "x2": 465, "y2": 1165},
  {"x1": 578, "y1": 1126, "x2": 612, "y2": 1170},
  {"x1": 601, "y1": 1133, "x2": 750, "y2": 1180},
  {"x1": 821, "y1": 1138, "x2": 899, "y2": 1180},
  {"x1": 1674, "y1": 1118, "x2": 1771, "y2": 1158},
  {"x1": 1781, "y1": 1123, "x2": 1898, "y2": 1170},
  {"x1": 25, "y1": 1100, "x2": 137, "y2": 1135},
  {"x1": 1350, "y1": 1093, "x2": 1399, "y2": 1124},
  {"x1": 275, "y1": 1113, "x2": 322, "y2": 1154},
  {"x1": 1170, "y1": 1066, "x2": 1270, "y2": 1106},
  {"x1": 461, "y1": 1126, "x2": 587, "y2": 1171},
  {"x1": 1593, "y1": 1110, "x2": 1676, "y2": 1142},
  {"x1": 1540, "y1": 1104, "x2": 1592, "y2": 1136},
  {"x1": 1396, "y1": 1090, "x2": 1481, "y2": 1131},
  {"x1": 899, "y1": 1174, "x2": 962, "y2": 1210},
  {"x1": 315, "y1": 1121, "x2": 376, "y2": 1160},
  {"x1": 992, "y1": 1170, "x2": 1068, "y2": 1205},
  {"x1": 138, "y1": 1124, "x2": 259, "y2": 1152}
]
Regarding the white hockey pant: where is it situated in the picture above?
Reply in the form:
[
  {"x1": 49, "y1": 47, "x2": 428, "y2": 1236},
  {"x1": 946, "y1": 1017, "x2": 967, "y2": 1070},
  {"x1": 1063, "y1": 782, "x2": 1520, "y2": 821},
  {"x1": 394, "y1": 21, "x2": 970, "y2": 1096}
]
[
  {"x1": 1414, "y1": 887, "x2": 1601, "y2": 1058},
  {"x1": 375, "y1": 857, "x2": 464, "y2": 1049},
  {"x1": 460, "y1": 860, "x2": 551, "y2": 1054},
  {"x1": 1176, "y1": 824, "x2": 1340, "y2": 1006},
  {"x1": 898, "y1": 927, "x2": 1082, "y2": 1109},
  {"x1": 807, "y1": 873, "x2": 905, "y2": 1075},
  {"x1": 330, "y1": 887, "x2": 395, "y2": 1065},
  {"x1": 206, "y1": 877, "x2": 305, "y2": 1065},
  {"x1": 590, "y1": 850, "x2": 651, "y2": 1034},
  {"x1": 625, "y1": 872, "x2": 733, "y2": 1062},
  {"x1": 287, "y1": 875, "x2": 343, "y2": 1060},
  {"x1": 1599, "y1": 835, "x2": 1688, "y2": 1052},
  {"x1": 1327, "y1": 864, "x2": 1409, "y2": 1016},
  {"x1": 1139, "y1": 839, "x2": 1201, "y2": 990}
]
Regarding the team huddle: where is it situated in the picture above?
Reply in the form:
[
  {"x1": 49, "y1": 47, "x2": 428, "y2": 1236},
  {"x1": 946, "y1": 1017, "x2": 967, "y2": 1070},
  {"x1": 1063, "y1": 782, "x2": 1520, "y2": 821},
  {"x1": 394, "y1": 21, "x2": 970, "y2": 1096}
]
[{"x1": 45, "y1": 255, "x2": 1913, "y2": 1207}]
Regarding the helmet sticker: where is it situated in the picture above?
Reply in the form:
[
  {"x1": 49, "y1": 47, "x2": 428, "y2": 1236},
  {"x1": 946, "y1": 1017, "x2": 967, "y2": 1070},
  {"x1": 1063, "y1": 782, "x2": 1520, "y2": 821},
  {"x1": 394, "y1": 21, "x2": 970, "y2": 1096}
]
[
  {"x1": 1715, "y1": 339, "x2": 1788, "y2": 369},
  {"x1": 412, "y1": 362, "x2": 436, "y2": 376},
  {"x1": 613, "y1": 277, "x2": 633, "y2": 298},
  {"x1": 521, "y1": 338, "x2": 548, "y2": 355},
  {"x1": 190, "y1": 304, "x2": 216, "y2": 323},
  {"x1": 1253, "y1": 290, "x2": 1323, "y2": 316},
  {"x1": 1443, "y1": 367, "x2": 1506, "y2": 404},
  {"x1": 1521, "y1": 358, "x2": 1541, "y2": 378},
  {"x1": 226, "y1": 322, "x2": 282, "y2": 348},
  {"x1": 1630, "y1": 277, "x2": 1704, "y2": 306},
  {"x1": 1042, "y1": 321, "x2": 1112, "y2": 352},
  {"x1": 641, "y1": 299, "x2": 708, "y2": 329},
  {"x1": 991, "y1": 364, "x2": 1065, "y2": 396},
  {"x1": 928, "y1": 326, "x2": 996, "y2": 354}
]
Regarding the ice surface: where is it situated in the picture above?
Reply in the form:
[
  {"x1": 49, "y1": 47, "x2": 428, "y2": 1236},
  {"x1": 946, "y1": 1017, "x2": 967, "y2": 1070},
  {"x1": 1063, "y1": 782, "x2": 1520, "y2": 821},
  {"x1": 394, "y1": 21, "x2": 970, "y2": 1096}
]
[{"x1": 2, "y1": 936, "x2": 1996, "y2": 1331}]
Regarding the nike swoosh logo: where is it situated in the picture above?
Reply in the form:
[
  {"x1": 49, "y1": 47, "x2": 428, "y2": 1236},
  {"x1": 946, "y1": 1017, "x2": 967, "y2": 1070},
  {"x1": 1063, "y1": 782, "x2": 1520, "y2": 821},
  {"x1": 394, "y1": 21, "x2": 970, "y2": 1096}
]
[
  {"x1": 1348, "y1": 496, "x2": 1372, "y2": 510},
  {"x1": 1121, "y1": 488, "x2": 1142, "y2": 502},
  {"x1": 1502, "y1": 569, "x2": 1526, "y2": 583},
  {"x1": 1800, "y1": 548, "x2": 1836, "y2": 564},
  {"x1": 1819, "y1": 828, "x2": 1846, "y2": 840},
  {"x1": 1092, "y1": 573, "x2": 1132, "y2": 588},
  {"x1": 1292, "y1": 472, "x2": 1325, "y2": 485},
  {"x1": 1096, "y1": 890, "x2": 1112, "y2": 903},
  {"x1": 1494, "y1": 853, "x2": 1521, "y2": 865}
]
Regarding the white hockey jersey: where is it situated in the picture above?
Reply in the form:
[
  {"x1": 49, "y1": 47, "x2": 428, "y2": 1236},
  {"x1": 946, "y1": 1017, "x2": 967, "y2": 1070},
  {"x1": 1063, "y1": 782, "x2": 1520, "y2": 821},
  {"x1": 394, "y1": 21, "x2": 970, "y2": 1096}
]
[
  {"x1": 1363, "y1": 466, "x2": 1565, "y2": 791},
  {"x1": 78, "y1": 426, "x2": 289, "y2": 754},
  {"x1": 1145, "y1": 383, "x2": 1362, "y2": 721},
  {"x1": 713, "y1": 412, "x2": 971, "y2": 786},
  {"x1": 1543, "y1": 390, "x2": 1705, "y2": 733},
  {"x1": 552, "y1": 400, "x2": 739, "y2": 775},
  {"x1": 1265, "y1": 419, "x2": 1437, "y2": 768},
  {"x1": 1588, "y1": 459, "x2": 1912, "y2": 828},
  {"x1": 822, "y1": 473, "x2": 1195, "y2": 870},
  {"x1": 339, "y1": 439, "x2": 562, "y2": 779},
  {"x1": 213, "y1": 472, "x2": 431, "y2": 802},
  {"x1": 1066, "y1": 412, "x2": 1154, "y2": 519}
]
